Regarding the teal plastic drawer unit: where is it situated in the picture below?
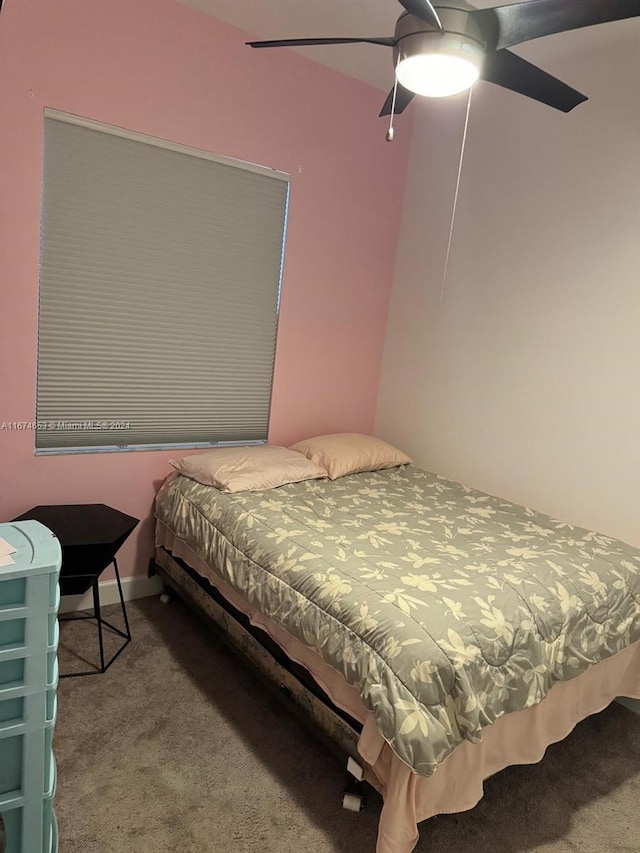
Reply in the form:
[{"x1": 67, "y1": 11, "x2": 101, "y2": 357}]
[
  {"x1": 0, "y1": 786, "x2": 57, "y2": 853},
  {"x1": 0, "y1": 521, "x2": 61, "y2": 853},
  {"x1": 0, "y1": 669, "x2": 58, "y2": 728},
  {"x1": 0, "y1": 696, "x2": 58, "y2": 794}
]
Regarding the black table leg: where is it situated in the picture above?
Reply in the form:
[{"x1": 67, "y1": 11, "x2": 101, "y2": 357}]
[
  {"x1": 59, "y1": 567, "x2": 132, "y2": 678},
  {"x1": 113, "y1": 557, "x2": 131, "y2": 641},
  {"x1": 93, "y1": 576, "x2": 106, "y2": 673}
]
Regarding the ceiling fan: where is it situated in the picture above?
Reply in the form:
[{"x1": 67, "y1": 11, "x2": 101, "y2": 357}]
[{"x1": 247, "y1": 0, "x2": 640, "y2": 117}]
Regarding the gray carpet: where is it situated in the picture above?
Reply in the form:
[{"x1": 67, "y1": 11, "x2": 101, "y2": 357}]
[{"x1": 54, "y1": 597, "x2": 640, "y2": 853}]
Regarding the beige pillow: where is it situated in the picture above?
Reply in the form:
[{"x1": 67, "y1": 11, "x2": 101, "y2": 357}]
[
  {"x1": 170, "y1": 445, "x2": 327, "y2": 493},
  {"x1": 290, "y1": 433, "x2": 411, "y2": 480}
]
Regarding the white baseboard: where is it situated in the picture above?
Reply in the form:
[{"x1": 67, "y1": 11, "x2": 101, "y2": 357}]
[
  {"x1": 59, "y1": 574, "x2": 164, "y2": 614},
  {"x1": 617, "y1": 697, "x2": 640, "y2": 716}
]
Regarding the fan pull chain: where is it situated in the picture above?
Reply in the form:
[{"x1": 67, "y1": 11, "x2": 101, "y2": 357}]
[
  {"x1": 440, "y1": 87, "x2": 473, "y2": 305},
  {"x1": 386, "y1": 59, "x2": 401, "y2": 142}
]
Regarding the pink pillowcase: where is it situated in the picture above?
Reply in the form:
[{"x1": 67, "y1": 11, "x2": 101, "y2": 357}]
[
  {"x1": 170, "y1": 445, "x2": 328, "y2": 493},
  {"x1": 290, "y1": 433, "x2": 412, "y2": 480}
]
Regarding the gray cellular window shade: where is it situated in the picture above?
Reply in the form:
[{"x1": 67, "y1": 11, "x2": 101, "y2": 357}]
[{"x1": 36, "y1": 113, "x2": 289, "y2": 452}]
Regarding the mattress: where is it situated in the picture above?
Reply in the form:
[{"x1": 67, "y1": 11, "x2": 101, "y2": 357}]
[
  {"x1": 155, "y1": 466, "x2": 640, "y2": 775},
  {"x1": 154, "y1": 467, "x2": 640, "y2": 853}
]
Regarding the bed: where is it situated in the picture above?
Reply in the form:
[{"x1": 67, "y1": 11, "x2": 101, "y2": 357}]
[{"x1": 153, "y1": 449, "x2": 640, "y2": 853}]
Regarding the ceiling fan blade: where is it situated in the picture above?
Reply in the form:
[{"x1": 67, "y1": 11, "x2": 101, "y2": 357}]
[
  {"x1": 473, "y1": 0, "x2": 640, "y2": 52},
  {"x1": 247, "y1": 36, "x2": 395, "y2": 49},
  {"x1": 397, "y1": 0, "x2": 444, "y2": 30},
  {"x1": 379, "y1": 83, "x2": 416, "y2": 117},
  {"x1": 481, "y1": 49, "x2": 588, "y2": 112}
]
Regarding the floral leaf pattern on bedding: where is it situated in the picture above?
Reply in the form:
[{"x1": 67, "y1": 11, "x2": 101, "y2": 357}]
[{"x1": 155, "y1": 466, "x2": 640, "y2": 776}]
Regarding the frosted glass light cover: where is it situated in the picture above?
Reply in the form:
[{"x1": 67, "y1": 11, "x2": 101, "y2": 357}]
[{"x1": 396, "y1": 53, "x2": 480, "y2": 98}]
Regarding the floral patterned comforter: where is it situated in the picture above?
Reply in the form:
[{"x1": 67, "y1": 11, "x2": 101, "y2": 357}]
[{"x1": 155, "y1": 466, "x2": 640, "y2": 776}]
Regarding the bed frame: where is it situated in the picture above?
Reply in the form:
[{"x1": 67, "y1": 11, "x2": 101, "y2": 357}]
[{"x1": 150, "y1": 545, "x2": 382, "y2": 809}]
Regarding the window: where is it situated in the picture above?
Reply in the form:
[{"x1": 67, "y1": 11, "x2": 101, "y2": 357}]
[{"x1": 36, "y1": 111, "x2": 289, "y2": 453}]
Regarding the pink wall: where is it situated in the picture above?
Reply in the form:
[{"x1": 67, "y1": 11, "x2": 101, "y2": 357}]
[{"x1": 0, "y1": 0, "x2": 411, "y2": 577}]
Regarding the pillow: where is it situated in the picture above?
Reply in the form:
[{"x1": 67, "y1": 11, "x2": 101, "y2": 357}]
[
  {"x1": 289, "y1": 433, "x2": 412, "y2": 480},
  {"x1": 170, "y1": 445, "x2": 327, "y2": 493}
]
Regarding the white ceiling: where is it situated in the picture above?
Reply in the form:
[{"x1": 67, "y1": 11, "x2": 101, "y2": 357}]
[{"x1": 175, "y1": 0, "x2": 639, "y2": 92}]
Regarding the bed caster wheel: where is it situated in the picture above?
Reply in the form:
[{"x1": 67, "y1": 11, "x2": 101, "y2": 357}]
[{"x1": 342, "y1": 793, "x2": 363, "y2": 813}]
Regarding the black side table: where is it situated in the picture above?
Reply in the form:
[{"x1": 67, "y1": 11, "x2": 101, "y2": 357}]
[{"x1": 12, "y1": 503, "x2": 138, "y2": 677}]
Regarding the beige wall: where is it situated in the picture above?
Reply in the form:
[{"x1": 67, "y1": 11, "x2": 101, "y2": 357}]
[{"x1": 376, "y1": 29, "x2": 640, "y2": 547}]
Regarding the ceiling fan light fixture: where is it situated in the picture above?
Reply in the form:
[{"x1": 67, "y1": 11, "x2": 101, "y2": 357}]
[{"x1": 396, "y1": 33, "x2": 484, "y2": 98}]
